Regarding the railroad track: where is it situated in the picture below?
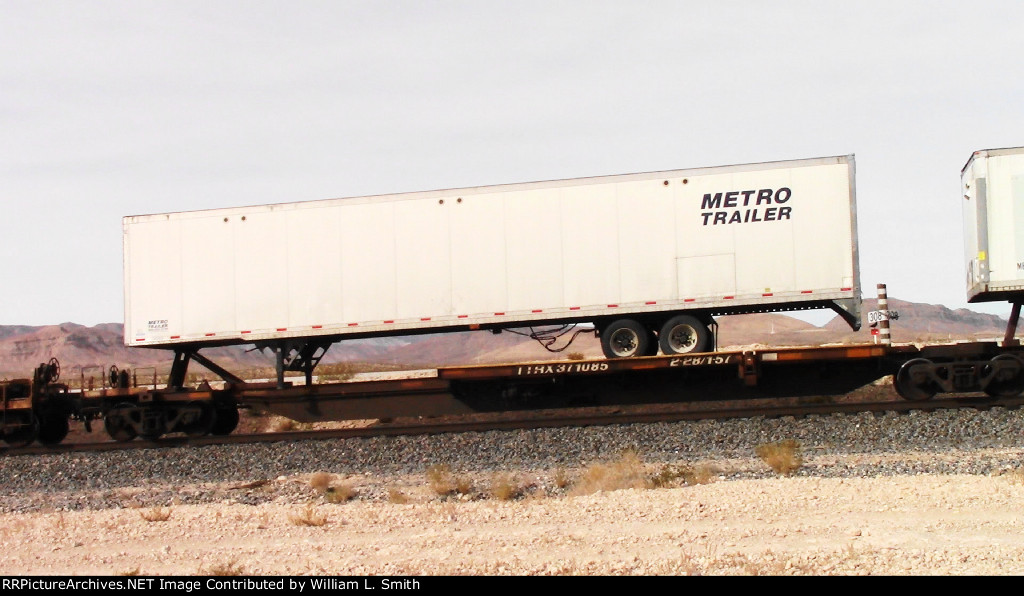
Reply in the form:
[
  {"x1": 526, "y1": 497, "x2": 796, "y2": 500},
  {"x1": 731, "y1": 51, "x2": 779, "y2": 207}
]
[{"x1": 5, "y1": 393, "x2": 1021, "y2": 457}]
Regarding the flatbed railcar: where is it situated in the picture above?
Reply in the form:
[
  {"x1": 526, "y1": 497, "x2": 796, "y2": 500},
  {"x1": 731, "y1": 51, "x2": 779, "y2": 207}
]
[
  {"x1": 5, "y1": 335, "x2": 1024, "y2": 447},
  {"x1": 5, "y1": 147, "x2": 1024, "y2": 446},
  {"x1": 228, "y1": 340, "x2": 1024, "y2": 423}
]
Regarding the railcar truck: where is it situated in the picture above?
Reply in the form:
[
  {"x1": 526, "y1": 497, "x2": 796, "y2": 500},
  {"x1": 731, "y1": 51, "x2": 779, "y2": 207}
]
[{"x1": 123, "y1": 154, "x2": 862, "y2": 387}]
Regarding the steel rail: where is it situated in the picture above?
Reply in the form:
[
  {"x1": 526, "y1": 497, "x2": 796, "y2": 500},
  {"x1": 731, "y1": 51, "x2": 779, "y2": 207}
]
[{"x1": 4, "y1": 393, "x2": 1021, "y2": 457}]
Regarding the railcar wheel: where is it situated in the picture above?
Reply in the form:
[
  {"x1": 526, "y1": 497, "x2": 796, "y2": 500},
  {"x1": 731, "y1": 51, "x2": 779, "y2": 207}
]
[
  {"x1": 658, "y1": 315, "x2": 711, "y2": 355},
  {"x1": 105, "y1": 403, "x2": 139, "y2": 442},
  {"x1": 211, "y1": 403, "x2": 240, "y2": 436},
  {"x1": 982, "y1": 354, "x2": 1024, "y2": 397},
  {"x1": 600, "y1": 319, "x2": 651, "y2": 358},
  {"x1": 894, "y1": 358, "x2": 938, "y2": 401},
  {"x1": 2, "y1": 417, "x2": 38, "y2": 447},
  {"x1": 183, "y1": 402, "x2": 216, "y2": 437},
  {"x1": 139, "y1": 416, "x2": 166, "y2": 441},
  {"x1": 37, "y1": 411, "x2": 70, "y2": 445}
]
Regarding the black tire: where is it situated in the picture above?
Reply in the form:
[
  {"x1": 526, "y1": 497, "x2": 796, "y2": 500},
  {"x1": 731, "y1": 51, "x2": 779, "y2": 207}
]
[
  {"x1": 643, "y1": 328, "x2": 660, "y2": 356},
  {"x1": 600, "y1": 319, "x2": 651, "y2": 358},
  {"x1": 658, "y1": 315, "x2": 711, "y2": 355}
]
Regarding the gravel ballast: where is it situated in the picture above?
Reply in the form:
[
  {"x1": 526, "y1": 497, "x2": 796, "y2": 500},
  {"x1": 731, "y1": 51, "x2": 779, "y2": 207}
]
[{"x1": 2, "y1": 407, "x2": 1024, "y2": 575}]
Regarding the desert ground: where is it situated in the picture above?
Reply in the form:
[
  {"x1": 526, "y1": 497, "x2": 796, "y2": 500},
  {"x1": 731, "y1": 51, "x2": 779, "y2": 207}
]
[{"x1": 3, "y1": 448, "x2": 1024, "y2": 576}]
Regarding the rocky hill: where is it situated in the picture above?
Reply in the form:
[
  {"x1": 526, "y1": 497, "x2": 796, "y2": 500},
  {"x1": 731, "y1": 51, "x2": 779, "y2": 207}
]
[{"x1": 0, "y1": 298, "x2": 1011, "y2": 379}]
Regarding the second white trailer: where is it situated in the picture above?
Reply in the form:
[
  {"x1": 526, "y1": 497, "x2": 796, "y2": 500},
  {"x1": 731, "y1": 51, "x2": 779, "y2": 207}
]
[
  {"x1": 124, "y1": 154, "x2": 861, "y2": 368},
  {"x1": 963, "y1": 146, "x2": 1024, "y2": 303}
]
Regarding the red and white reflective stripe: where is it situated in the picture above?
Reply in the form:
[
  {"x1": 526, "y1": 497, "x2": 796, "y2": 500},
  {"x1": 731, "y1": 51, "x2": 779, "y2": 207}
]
[{"x1": 146, "y1": 288, "x2": 864, "y2": 344}]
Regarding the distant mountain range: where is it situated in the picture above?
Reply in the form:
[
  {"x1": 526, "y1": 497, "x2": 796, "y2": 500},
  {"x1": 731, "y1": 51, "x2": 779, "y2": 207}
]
[{"x1": 0, "y1": 298, "x2": 1011, "y2": 379}]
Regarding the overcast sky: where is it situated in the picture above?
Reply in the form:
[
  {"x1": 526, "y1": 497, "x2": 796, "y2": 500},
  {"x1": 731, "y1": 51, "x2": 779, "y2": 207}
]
[{"x1": 2, "y1": 0, "x2": 1023, "y2": 326}]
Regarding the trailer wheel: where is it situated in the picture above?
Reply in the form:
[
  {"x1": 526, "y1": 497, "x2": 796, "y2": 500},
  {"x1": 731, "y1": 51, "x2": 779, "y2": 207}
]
[
  {"x1": 658, "y1": 315, "x2": 711, "y2": 355},
  {"x1": 600, "y1": 319, "x2": 651, "y2": 358},
  {"x1": 643, "y1": 328, "x2": 660, "y2": 356},
  {"x1": 894, "y1": 358, "x2": 937, "y2": 401},
  {"x1": 105, "y1": 403, "x2": 139, "y2": 442}
]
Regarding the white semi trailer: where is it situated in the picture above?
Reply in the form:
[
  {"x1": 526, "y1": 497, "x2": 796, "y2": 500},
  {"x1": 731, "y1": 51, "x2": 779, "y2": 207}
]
[
  {"x1": 123, "y1": 154, "x2": 861, "y2": 384},
  {"x1": 963, "y1": 147, "x2": 1024, "y2": 303}
]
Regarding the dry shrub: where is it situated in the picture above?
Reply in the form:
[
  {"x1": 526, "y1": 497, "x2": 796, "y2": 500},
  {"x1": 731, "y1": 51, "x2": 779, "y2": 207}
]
[
  {"x1": 426, "y1": 464, "x2": 473, "y2": 497},
  {"x1": 139, "y1": 507, "x2": 172, "y2": 522},
  {"x1": 316, "y1": 362, "x2": 357, "y2": 383},
  {"x1": 755, "y1": 439, "x2": 803, "y2": 475},
  {"x1": 288, "y1": 504, "x2": 328, "y2": 527},
  {"x1": 204, "y1": 559, "x2": 245, "y2": 576},
  {"x1": 325, "y1": 484, "x2": 357, "y2": 503},
  {"x1": 553, "y1": 468, "x2": 572, "y2": 489},
  {"x1": 684, "y1": 463, "x2": 716, "y2": 485},
  {"x1": 570, "y1": 450, "x2": 651, "y2": 496},
  {"x1": 490, "y1": 473, "x2": 521, "y2": 501},
  {"x1": 308, "y1": 472, "x2": 356, "y2": 503},
  {"x1": 427, "y1": 465, "x2": 455, "y2": 496},
  {"x1": 651, "y1": 463, "x2": 716, "y2": 488},
  {"x1": 387, "y1": 488, "x2": 411, "y2": 504},
  {"x1": 309, "y1": 472, "x2": 333, "y2": 492},
  {"x1": 1006, "y1": 467, "x2": 1024, "y2": 485}
]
